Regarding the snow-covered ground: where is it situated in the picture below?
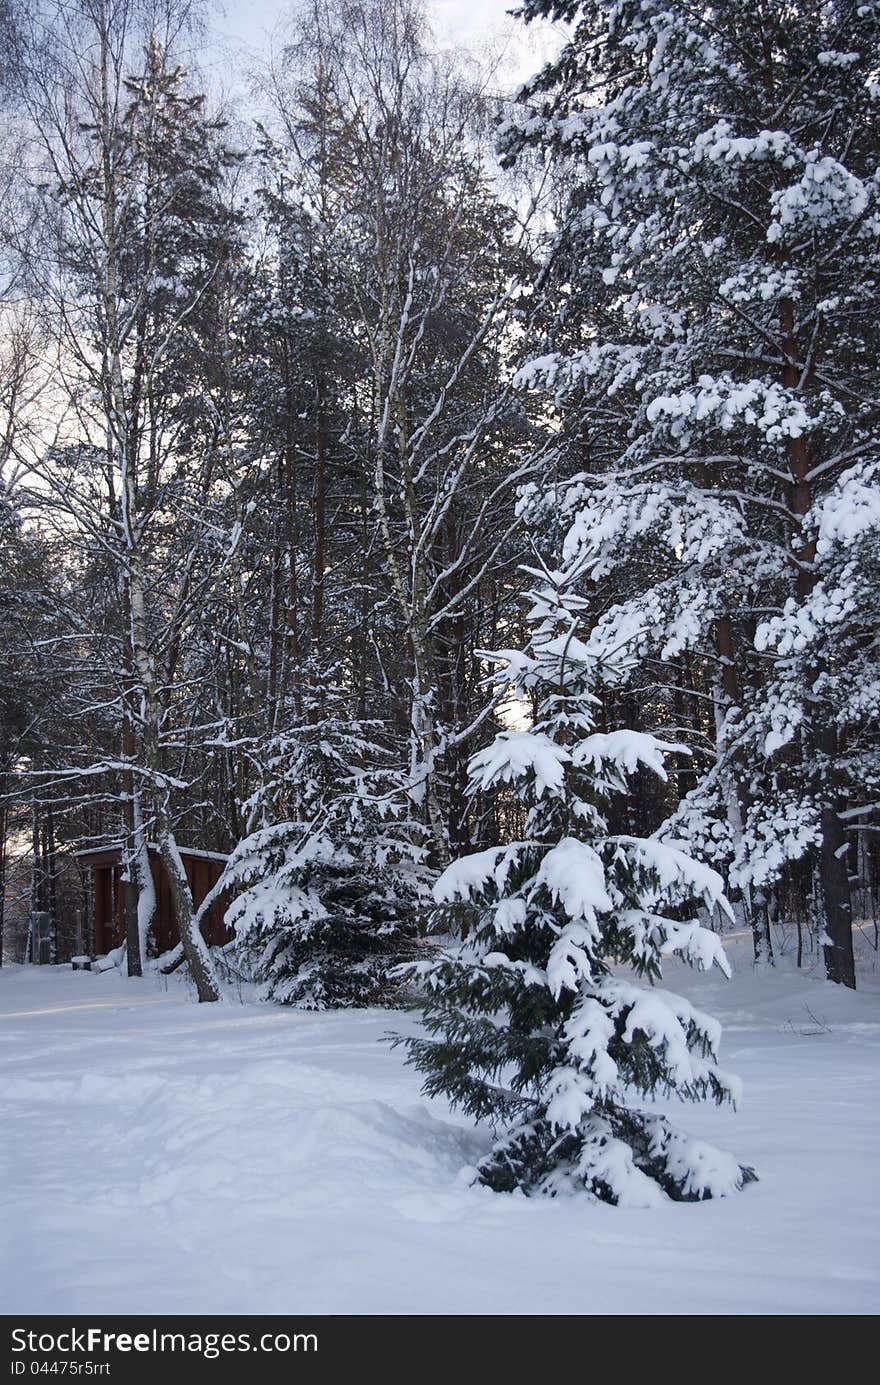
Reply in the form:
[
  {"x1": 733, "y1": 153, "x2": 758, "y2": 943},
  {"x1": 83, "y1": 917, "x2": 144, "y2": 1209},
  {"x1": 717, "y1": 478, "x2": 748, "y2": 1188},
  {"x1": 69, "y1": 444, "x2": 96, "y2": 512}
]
[{"x1": 2, "y1": 934, "x2": 878, "y2": 1315}]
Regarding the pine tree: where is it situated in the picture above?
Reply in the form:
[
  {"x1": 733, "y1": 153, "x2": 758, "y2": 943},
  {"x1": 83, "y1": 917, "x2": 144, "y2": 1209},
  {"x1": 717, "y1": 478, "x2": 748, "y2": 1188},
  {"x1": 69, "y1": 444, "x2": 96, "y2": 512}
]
[
  {"x1": 401, "y1": 571, "x2": 755, "y2": 1203},
  {"x1": 226, "y1": 709, "x2": 431, "y2": 1008},
  {"x1": 504, "y1": 0, "x2": 880, "y2": 985}
]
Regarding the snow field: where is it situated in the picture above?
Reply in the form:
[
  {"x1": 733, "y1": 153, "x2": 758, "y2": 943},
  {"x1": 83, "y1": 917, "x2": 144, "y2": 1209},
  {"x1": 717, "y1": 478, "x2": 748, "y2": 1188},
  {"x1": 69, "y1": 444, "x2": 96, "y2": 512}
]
[{"x1": 1, "y1": 935, "x2": 878, "y2": 1314}]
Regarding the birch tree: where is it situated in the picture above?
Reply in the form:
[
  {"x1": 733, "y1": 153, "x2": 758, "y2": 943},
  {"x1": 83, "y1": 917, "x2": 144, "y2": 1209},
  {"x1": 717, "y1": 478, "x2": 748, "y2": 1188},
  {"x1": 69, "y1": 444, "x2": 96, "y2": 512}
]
[
  {"x1": 20, "y1": 0, "x2": 243, "y2": 997},
  {"x1": 267, "y1": 0, "x2": 537, "y2": 861}
]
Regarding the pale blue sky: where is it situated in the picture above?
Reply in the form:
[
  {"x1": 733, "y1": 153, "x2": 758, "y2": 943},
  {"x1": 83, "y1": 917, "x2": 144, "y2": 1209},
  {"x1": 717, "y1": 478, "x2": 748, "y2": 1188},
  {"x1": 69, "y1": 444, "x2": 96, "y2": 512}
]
[{"x1": 211, "y1": 0, "x2": 561, "y2": 88}]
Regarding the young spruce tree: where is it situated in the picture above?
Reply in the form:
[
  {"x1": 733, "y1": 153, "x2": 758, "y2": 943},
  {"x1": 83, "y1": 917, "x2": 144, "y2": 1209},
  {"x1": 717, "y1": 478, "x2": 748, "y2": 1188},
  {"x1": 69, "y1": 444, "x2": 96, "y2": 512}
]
[
  {"x1": 225, "y1": 711, "x2": 430, "y2": 1008},
  {"x1": 402, "y1": 572, "x2": 755, "y2": 1203}
]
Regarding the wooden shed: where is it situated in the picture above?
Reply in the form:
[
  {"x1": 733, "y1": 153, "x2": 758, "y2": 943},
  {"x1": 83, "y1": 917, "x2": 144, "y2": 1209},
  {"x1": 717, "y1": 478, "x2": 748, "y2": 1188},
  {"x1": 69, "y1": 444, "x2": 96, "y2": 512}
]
[{"x1": 75, "y1": 844, "x2": 231, "y2": 957}]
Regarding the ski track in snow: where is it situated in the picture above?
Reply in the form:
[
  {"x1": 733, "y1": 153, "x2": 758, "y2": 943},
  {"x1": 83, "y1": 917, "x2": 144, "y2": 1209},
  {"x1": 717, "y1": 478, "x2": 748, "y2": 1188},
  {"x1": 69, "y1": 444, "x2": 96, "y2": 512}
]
[{"x1": 1, "y1": 936, "x2": 878, "y2": 1315}]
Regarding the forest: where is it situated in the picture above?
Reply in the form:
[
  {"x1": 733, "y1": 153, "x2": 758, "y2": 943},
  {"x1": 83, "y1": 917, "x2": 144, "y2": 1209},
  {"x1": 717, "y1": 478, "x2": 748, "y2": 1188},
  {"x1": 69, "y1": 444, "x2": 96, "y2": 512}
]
[
  {"x1": 0, "y1": 0, "x2": 878, "y2": 1310},
  {"x1": 3, "y1": 0, "x2": 877, "y2": 994}
]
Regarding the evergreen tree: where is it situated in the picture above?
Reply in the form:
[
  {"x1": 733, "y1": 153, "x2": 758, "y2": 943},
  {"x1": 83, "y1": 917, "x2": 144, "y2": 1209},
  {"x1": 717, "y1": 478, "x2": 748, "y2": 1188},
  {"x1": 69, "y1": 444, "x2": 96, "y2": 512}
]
[
  {"x1": 504, "y1": 0, "x2": 880, "y2": 985},
  {"x1": 401, "y1": 571, "x2": 755, "y2": 1203},
  {"x1": 226, "y1": 708, "x2": 431, "y2": 1007}
]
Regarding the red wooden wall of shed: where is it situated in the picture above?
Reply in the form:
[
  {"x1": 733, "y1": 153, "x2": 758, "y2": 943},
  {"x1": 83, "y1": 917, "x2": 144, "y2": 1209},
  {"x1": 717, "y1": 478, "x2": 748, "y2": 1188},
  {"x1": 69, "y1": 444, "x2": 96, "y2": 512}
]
[{"x1": 89, "y1": 849, "x2": 231, "y2": 956}]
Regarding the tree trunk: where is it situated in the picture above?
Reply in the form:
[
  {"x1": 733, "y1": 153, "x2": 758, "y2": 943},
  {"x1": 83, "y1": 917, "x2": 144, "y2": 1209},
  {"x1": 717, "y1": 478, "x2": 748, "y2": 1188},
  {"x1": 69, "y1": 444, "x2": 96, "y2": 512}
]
[
  {"x1": 157, "y1": 818, "x2": 220, "y2": 1002},
  {"x1": 780, "y1": 296, "x2": 854, "y2": 986},
  {"x1": 129, "y1": 561, "x2": 220, "y2": 1003},
  {"x1": 713, "y1": 617, "x2": 770, "y2": 964},
  {"x1": 817, "y1": 754, "x2": 855, "y2": 989},
  {"x1": 310, "y1": 380, "x2": 327, "y2": 719},
  {"x1": 121, "y1": 649, "x2": 142, "y2": 977},
  {"x1": 0, "y1": 792, "x2": 6, "y2": 968},
  {"x1": 133, "y1": 788, "x2": 156, "y2": 964}
]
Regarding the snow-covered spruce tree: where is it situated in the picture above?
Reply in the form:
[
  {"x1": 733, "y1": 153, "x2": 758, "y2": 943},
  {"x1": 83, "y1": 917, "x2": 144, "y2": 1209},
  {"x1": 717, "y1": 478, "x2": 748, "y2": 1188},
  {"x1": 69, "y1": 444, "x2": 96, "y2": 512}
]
[
  {"x1": 401, "y1": 574, "x2": 755, "y2": 1203},
  {"x1": 503, "y1": 0, "x2": 880, "y2": 986},
  {"x1": 224, "y1": 713, "x2": 431, "y2": 1007}
]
